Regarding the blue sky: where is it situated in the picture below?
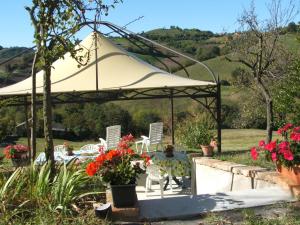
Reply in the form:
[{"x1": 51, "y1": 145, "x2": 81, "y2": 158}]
[{"x1": 0, "y1": 0, "x2": 299, "y2": 47}]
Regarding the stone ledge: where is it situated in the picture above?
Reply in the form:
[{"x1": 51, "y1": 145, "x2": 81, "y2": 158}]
[
  {"x1": 193, "y1": 157, "x2": 268, "y2": 177},
  {"x1": 193, "y1": 157, "x2": 300, "y2": 197}
]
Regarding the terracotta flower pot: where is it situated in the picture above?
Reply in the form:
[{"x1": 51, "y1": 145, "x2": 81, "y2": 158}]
[
  {"x1": 276, "y1": 163, "x2": 300, "y2": 185},
  {"x1": 200, "y1": 145, "x2": 214, "y2": 157},
  {"x1": 11, "y1": 151, "x2": 30, "y2": 167}
]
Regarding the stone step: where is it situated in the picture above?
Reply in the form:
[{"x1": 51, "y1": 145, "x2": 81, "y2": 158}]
[{"x1": 106, "y1": 189, "x2": 140, "y2": 222}]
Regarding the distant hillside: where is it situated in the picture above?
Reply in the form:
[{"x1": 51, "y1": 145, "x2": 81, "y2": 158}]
[{"x1": 0, "y1": 47, "x2": 33, "y2": 87}]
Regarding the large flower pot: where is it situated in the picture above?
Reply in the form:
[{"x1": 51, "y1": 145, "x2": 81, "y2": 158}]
[
  {"x1": 277, "y1": 163, "x2": 300, "y2": 185},
  {"x1": 200, "y1": 145, "x2": 214, "y2": 157},
  {"x1": 110, "y1": 184, "x2": 137, "y2": 208},
  {"x1": 11, "y1": 152, "x2": 30, "y2": 167}
]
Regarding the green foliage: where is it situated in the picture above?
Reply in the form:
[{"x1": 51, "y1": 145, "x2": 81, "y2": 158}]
[
  {"x1": 176, "y1": 114, "x2": 215, "y2": 148},
  {"x1": 196, "y1": 45, "x2": 220, "y2": 61},
  {"x1": 273, "y1": 59, "x2": 300, "y2": 126},
  {"x1": 132, "y1": 110, "x2": 161, "y2": 135},
  {"x1": 231, "y1": 67, "x2": 252, "y2": 86},
  {"x1": 286, "y1": 21, "x2": 298, "y2": 33},
  {"x1": 0, "y1": 161, "x2": 102, "y2": 221}
]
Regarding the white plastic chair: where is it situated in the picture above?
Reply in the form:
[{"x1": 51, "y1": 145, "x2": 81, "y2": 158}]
[
  {"x1": 145, "y1": 164, "x2": 168, "y2": 198},
  {"x1": 80, "y1": 144, "x2": 99, "y2": 154},
  {"x1": 136, "y1": 122, "x2": 163, "y2": 153},
  {"x1": 99, "y1": 125, "x2": 121, "y2": 151},
  {"x1": 54, "y1": 145, "x2": 66, "y2": 153}
]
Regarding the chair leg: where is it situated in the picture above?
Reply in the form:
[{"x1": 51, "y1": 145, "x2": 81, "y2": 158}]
[
  {"x1": 145, "y1": 177, "x2": 149, "y2": 196},
  {"x1": 146, "y1": 143, "x2": 149, "y2": 153},
  {"x1": 141, "y1": 142, "x2": 145, "y2": 154},
  {"x1": 159, "y1": 180, "x2": 164, "y2": 198}
]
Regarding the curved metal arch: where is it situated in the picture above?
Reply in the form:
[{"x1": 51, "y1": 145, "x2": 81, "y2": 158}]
[{"x1": 97, "y1": 21, "x2": 217, "y2": 83}]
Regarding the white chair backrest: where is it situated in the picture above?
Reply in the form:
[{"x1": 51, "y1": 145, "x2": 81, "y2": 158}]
[
  {"x1": 149, "y1": 122, "x2": 163, "y2": 144},
  {"x1": 106, "y1": 125, "x2": 121, "y2": 150},
  {"x1": 80, "y1": 144, "x2": 98, "y2": 151},
  {"x1": 54, "y1": 145, "x2": 65, "y2": 152}
]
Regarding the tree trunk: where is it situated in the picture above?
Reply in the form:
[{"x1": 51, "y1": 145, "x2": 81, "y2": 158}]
[
  {"x1": 266, "y1": 98, "x2": 274, "y2": 143},
  {"x1": 43, "y1": 66, "x2": 54, "y2": 171},
  {"x1": 256, "y1": 79, "x2": 273, "y2": 143},
  {"x1": 31, "y1": 51, "x2": 38, "y2": 159}
]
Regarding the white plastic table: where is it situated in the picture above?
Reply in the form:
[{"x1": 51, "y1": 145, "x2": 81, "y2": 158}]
[{"x1": 35, "y1": 149, "x2": 99, "y2": 165}]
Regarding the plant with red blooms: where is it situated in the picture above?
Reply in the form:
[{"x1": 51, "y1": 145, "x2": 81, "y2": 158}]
[
  {"x1": 86, "y1": 134, "x2": 150, "y2": 185},
  {"x1": 3, "y1": 144, "x2": 29, "y2": 159},
  {"x1": 251, "y1": 123, "x2": 300, "y2": 168}
]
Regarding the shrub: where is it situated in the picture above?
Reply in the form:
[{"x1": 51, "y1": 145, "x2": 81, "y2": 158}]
[{"x1": 176, "y1": 115, "x2": 215, "y2": 148}]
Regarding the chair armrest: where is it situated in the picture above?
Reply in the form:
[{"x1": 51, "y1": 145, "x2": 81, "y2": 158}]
[
  {"x1": 141, "y1": 135, "x2": 149, "y2": 140},
  {"x1": 99, "y1": 138, "x2": 106, "y2": 145}
]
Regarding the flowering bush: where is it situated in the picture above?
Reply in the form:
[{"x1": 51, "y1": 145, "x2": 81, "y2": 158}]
[
  {"x1": 86, "y1": 134, "x2": 150, "y2": 185},
  {"x1": 251, "y1": 123, "x2": 300, "y2": 168},
  {"x1": 3, "y1": 144, "x2": 29, "y2": 159}
]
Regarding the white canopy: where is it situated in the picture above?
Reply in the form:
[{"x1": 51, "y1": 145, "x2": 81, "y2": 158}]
[{"x1": 0, "y1": 33, "x2": 215, "y2": 96}]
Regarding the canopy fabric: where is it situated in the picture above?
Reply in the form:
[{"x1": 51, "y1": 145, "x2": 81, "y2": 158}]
[{"x1": 0, "y1": 33, "x2": 215, "y2": 96}]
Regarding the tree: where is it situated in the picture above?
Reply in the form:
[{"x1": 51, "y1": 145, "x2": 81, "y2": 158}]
[
  {"x1": 26, "y1": 0, "x2": 122, "y2": 171},
  {"x1": 287, "y1": 21, "x2": 298, "y2": 32},
  {"x1": 226, "y1": 0, "x2": 297, "y2": 143}
]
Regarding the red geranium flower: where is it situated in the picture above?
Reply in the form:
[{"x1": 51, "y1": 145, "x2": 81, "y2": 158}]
[
  {"x1": 251, "y1": 147, "x2": 259, "y2": 160},
  {"x1": 271, "y1": 152, "x2": 277, "y2": 162},
  {"x1": 283, "y1": 150, "x2": 294, "y2": 161},
  {"x1": 258, "y1": 140, "x2": 265, "y2": 147},
  {"x1": 86, "y1": 162, "x2": 99, "y2": 176},
  {"x1": 264, "y1": 141, "x2": 277, "y2": 152},
  {"x1": 85, "y1": 134, "x2": 148, "y2": 185},
  {"x1": 290, "y1": 132, "x2": 300, "y2": 142}
]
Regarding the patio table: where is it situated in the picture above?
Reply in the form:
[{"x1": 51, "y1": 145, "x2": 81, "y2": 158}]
[
  {"x1": 150, "y1": 151, "x2": 190, "y2": 191},
  {"x1": 35, "y1": 149, "x2": 99, "y2": 165},
  {"x1": 151, "y1": 151, "x2": 190, "y2": 176}
]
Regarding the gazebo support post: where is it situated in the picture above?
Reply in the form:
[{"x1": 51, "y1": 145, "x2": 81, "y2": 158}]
[
  {"x1": 216, "y1": 78, "x2": 222, "y2": 153},
  {"x1": 170, "y1": 89, "x2": 175, "y2": 145},
  {"x1": 24, "y1": 96, "x2": 31, "y2": 159}
]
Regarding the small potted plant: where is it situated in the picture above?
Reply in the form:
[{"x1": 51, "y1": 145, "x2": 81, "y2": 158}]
[
  {"x1": 250, "y1": 123, "x2": 300, "y2": 184},
  {"x1": 176, "y1": 119, "x2": 215, "y2": 156},
  {"x1": 86, "y1": 134, "x2": 150, "y2": 208},
  {"x1": 3, "y1": 144, "x2": 30, "y2": 167},
  {"x1": 164, "y1": 144, "x2": 174, "y2": 157},
  {"x1": 63, "y1": 142, "x2": 74, "y2": 156},
  {"x1": 191, "y1": 123, "x2": 215, "y2": 157}
]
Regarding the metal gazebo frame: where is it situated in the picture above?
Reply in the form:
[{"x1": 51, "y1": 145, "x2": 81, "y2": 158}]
[{"x1": 0, "y1": 21, "x2": 222, "y2": 153}]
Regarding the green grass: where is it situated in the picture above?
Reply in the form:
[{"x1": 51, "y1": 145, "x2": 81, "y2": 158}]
[{"x1": 176, "y1": 55, "x2": 244, "y2": 81}]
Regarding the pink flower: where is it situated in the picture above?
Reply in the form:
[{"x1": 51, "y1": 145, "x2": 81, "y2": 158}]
[
  {"x1": 258, "y1": 140, "x2": 265, "y2": 147},
  {"x1": 278, "y1": 141, "x2": 290, "y2": 153},
  {"x1": 283, "y1": 150, "x2": 294, "y2": 161},
  {"x1": 290, "y1": 132, "x2": 300, "y2": 142},
  {"x1": 251, "y1": 147, "x2": 259, "y2": 160},
  {"x1": 293, "y1": 126, "x2": 300, "y2": 133},
  {"x1": 277, "y1": 128, "x2": 284, "y2": 135},
  {"x1": 264, "y1": 141, "x2": 277, "y2": 152},
  {"x1": 271, "y1": 152, "x2": 277, "y2": 162},
  {"x1": 283, "y1": 123, "x2": 293, "y2": 131}
]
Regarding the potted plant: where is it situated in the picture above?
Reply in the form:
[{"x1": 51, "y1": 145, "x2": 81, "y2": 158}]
[
  {"x1": 3, "y1": 144, "x2": 30, "y2": 167},
  {"x1": 86, "y1": 134, "x2": 150, "y2": 207},
  {"x1": 176, "y1": 119, "x2": 215, "y2": 156},
  {"x1": 164, "y1": 144, "x2": 174, "y2": 157},
  {"x1": 63, "y1": 142, "x2": 74, "y2": 156},
  {"x1": 196, "y1": 125, "x2": 215, "y2": 156},
  {"x1": 251, "y1": 123, "x2": 300, "y2": 184}
]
